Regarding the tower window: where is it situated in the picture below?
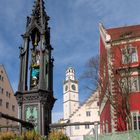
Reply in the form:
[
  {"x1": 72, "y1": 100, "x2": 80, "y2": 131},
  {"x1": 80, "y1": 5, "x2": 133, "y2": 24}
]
[
  {"x1": 71, "y1": 84, "x2": 76, "y2": 90},
  {"x1": 65, "y1": 85, "x2": 68, "y2": 91}
]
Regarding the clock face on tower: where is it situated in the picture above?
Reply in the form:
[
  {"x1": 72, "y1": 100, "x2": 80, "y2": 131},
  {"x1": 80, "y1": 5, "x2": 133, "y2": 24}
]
[{"x1": 71, "y1": 84, "x2": 76, "y2": 90}]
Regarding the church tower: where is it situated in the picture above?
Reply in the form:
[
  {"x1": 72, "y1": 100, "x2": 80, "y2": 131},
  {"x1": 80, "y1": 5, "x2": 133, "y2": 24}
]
[
  {"x1": 63, "y1": 67, "x2": 79, "y2": 121},
  {"x1": 15, "y1": 0, "x2": 56, "y2": 135}
]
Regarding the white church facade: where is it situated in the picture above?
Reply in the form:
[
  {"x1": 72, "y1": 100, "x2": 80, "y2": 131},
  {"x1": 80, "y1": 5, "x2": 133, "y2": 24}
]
[{"x1": 63, "y1": 67, "x2": 100, "y2": 140}]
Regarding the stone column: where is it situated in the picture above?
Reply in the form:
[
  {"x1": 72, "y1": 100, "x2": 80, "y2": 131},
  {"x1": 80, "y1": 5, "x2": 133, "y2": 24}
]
[
  {"x1": 94, "y1": 122, "x2": 99, "y2": 140},
  {"x1": 18, "y1": 47, "x2": 24, "y2": 91},
  {"x1": 19, "y1": 104, "x2": 23, "y2": 135},
  {"x1": 39, "y1": 34, "x2": 46, "y2": 89},
  {"x1": 21, "y1": 35, "x2": 30, "y2": 91},
  {"x1": 41, "y1": 102, "x2": 45, "y2": 135}
]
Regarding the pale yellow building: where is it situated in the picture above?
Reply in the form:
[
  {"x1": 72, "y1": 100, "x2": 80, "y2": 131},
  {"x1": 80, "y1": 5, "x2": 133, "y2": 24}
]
[{"x1": 0, "y1": 64, "x2": 18, "y2": 132}]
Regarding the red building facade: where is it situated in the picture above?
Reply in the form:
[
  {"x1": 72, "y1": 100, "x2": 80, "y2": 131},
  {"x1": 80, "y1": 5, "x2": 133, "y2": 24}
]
[{"x1": 99, "y1": 23, "x2": 140, "y2": 133}]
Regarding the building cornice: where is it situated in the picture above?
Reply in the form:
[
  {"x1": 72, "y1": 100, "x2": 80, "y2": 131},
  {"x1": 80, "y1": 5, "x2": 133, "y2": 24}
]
[
  {"x1": 99, "y1": 23, "x2": 111, "y2": 49},
  {"x1": 111, "y1": 37, "x2": 140, "y2": 46}
]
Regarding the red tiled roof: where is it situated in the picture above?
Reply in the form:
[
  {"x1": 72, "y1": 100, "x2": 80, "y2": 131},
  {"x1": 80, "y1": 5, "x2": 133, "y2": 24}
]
[{"x1": 107, "y1": 24, "x2": 140, "y2": 41}]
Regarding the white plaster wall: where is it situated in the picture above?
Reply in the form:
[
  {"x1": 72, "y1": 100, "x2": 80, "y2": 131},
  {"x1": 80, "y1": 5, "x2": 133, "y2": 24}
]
[{"x1": 69, "y1": 92, "x2": 100, "y2": 137}]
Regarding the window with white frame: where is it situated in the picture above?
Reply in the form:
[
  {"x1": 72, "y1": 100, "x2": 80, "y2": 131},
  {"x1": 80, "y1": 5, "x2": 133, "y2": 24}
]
[
  {"x1": 119, "y1": 77, "x2": 133, "y2": 94},
  {"x1": 120, "y1": 76, "x2": 139, "y2": 93},
  {"x1": 121, "y1": 46, "x2": 138, "y2": 64},
  {"x1": 85, "y1": 124, "x2": 90, "y2": 129},
  {"x1": 130, "y1": 77, "x2": 139, "y2": 92},
  {"x1": 75, "y1": 125, "x2": 80, "y2": 130},
  {"x1": 131, "y1": 112, "x2": 140, "y2": 130},
  {"x1": 86, "y1": 111, "x2": 91, "y2": 117}
]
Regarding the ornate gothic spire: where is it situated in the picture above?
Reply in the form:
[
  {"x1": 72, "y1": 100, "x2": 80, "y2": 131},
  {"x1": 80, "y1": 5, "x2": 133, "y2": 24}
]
[
  {"x1": 16, "y1": 0, "x2": 55, "y2": 136},
  {"x1": 26, "y1": 0, "x2": 50, "y2": 32}
]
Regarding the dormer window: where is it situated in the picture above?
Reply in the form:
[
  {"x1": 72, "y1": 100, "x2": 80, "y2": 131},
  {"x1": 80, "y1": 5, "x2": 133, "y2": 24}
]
[{"x1": 121, "y1": 45, "x2": 138, "y2": 64}]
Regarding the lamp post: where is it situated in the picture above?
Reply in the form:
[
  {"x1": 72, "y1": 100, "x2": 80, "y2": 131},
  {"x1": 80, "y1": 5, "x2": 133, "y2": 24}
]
[{"x1": 94, "y1": 121, "x2": 99, "y2": 140}]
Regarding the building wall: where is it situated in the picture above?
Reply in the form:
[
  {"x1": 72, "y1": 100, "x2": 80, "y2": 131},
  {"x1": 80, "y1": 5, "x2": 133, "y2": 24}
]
[
  {"x1": 99, "y1": 23, "x2": 140, "y2": 133},
  {"x1": 99, "y1": 36, "x2": 109, "y2": 104},
  {"x1": 100, "y1": 100, "x2": 111, "y2": 133},
  {"x1": 99, "y1": 33, "x2": 111, "y2": 133},
  {"x1": 129, "y1": 93, "x2": 140, "y2": 111},
  {"x1": 63, "y1": 81, "x2": 79, "y2": 120},
  {"x1": 0, "y1": 65, "x2": 18, "y2": 132},
  {"x1": 112, "y1": 40, "x2": 140, "y2": 131},
  {"x1": 113, "y1": 41, "x2": 140, "y2": 67},
  {"x1": 69, "y1": 92, "x2": 100, "y2": 137}
]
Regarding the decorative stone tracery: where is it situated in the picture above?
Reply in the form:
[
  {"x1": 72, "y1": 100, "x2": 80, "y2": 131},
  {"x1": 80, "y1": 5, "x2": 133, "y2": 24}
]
[{"x1": 15, "y1": 0, "x2": 56, "y2": 136}]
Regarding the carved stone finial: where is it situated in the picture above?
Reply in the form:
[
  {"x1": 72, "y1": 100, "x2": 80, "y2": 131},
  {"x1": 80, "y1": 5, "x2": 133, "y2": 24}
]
[
  {"x1": 26, "y1": 16, "x2": 31, "y2": 27},
  {"x1": 28, "y1": 0, "x2": 49, "y2": 29}
]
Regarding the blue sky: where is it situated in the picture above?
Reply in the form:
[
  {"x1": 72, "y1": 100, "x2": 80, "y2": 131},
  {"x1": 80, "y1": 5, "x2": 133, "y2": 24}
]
[{"x1": 0, "y1": 0, "x2": 140, "y2": 122}]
